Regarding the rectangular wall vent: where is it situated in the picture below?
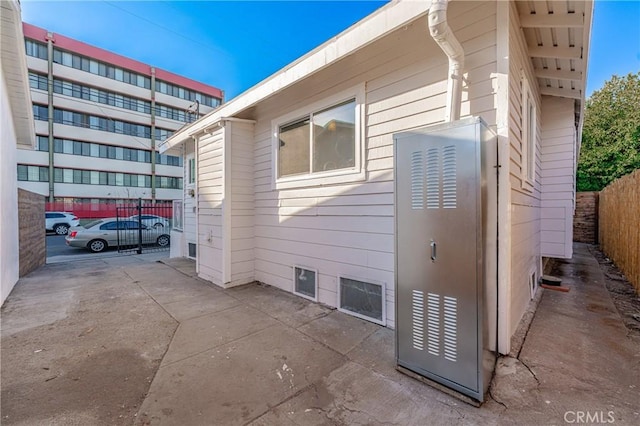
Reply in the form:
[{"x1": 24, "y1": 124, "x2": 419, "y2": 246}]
[
  {"x1": 339, "y1": 276, "x2": 385, "y2": 325},
  {"x1": 294, "y1": 266, "x2": 317, "y2": 301},
  {"x1": 188, "y1": 243, "x2": 197, "y2": 258}
]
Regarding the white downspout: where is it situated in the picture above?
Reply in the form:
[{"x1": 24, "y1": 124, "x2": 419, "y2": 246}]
[{"x1": 428, "y1": 0, "x2": 464, "y2": 122}]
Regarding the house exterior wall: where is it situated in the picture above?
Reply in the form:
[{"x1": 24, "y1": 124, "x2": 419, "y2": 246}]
[
  {"x1": 184, "y1": 142, "x2": 197, "y2": 256},
  {"x1": 506, "y1": 1, "x2": 543, "y2": 337},
  {"x1": 228, "y1": 121, "x2": 256, "y2": 286},
  {"x1": 246, "y1": 0, "x2": 498, "y2": 328},
  {"x1": 1, "y1": 67, "x2": 21, "y2": 305},
  {"x1": 196, "y1": 128, "x2": 225, "y2": 284},
  {"x1": 540, "y1": 96, "x2": 577, "y2": 257}
]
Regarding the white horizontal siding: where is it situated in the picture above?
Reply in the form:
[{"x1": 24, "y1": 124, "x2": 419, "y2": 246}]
[
  {"x1": 184, "y1": 142, "x2": 197, "y2": 257},
  {"x1": 249, "y1": 0, "x2": 497, "y2": 328},
  {"x1": 540, "y1": 96, "x2": 576, "y2": 259},
  {"x1": 508, "y1": 1, "x2": 542, "y2": 338},
  {"x1": 197, "y1": 128, "x2": 224, "y2": 285},
  {"x1": 229, "y1": 121, "x2": 255, "y2": 286}
]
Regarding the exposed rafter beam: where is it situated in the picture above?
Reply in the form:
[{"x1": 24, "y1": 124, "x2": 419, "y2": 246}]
[
  {"x1": 540, "y1": 87, "x2": 582, "y2": 99},
  {"x1": 535, "y1": 69, "x2": 583, "y2": 82},
  {"x1": 520, "y1": 13, "x2": 584, "y2": 28},
  {"x1": 529, "y1": 46, "x2": 582, "y2": 59}
]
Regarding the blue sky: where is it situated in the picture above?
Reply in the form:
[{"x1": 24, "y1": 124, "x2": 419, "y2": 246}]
[{"x1": 21, "y1": 1, "x2": 640, "y2": 100}]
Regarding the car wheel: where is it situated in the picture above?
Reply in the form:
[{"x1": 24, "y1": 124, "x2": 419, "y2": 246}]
[
  {"x1": 153, "y1": 222, "x2": 164, "y2": 228},
  {"x1": 54, "y1": 224, "x2": 69, "y2": 235},
  {"x1": 87, "y1": 239, "x2": 107, "y2": 253},
  {"x1": 157, "y1": 235, "x2": 170, "y2": 247}
]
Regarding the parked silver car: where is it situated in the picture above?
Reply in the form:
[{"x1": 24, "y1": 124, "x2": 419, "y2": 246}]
[
  {"x1": 127, "y1": 214, "x2": 171, "y2": 228},
  {"x1": 65, "y1": 218, "x2": 170, "y2": 253},
  {"x1": 45, "y1": 211, "x2": 80, "y2": 235}
]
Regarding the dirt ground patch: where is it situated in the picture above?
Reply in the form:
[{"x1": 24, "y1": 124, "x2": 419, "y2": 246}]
[{"x1": 588, "y1": 245, "x2": 640, "y2": 339}]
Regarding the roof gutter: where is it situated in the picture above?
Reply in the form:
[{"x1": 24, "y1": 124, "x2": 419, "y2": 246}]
[{"x1": 428, "y1": 0, "x2": 464, "y2": 122}]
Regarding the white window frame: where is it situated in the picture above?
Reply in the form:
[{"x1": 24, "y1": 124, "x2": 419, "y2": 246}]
[
  {"x1": 271, "y1": 84, "x2": 366, "y2": 190},
  {"x1": 337, "y1": 274, "x2": 386, "y2": 326},
  {"x1": 186, "y1": 154, "x2": 196, "y2": 186},
  {"x1": 521, "y1": 74, "x2": 537, "y2": 191},
  {"x1": 293, "y1": 265, "x2": 318, "y2": 302}
]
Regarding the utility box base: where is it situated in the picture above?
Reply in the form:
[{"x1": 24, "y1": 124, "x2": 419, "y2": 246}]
[{"x1": 396, "y1": 366, "x2": 482, "y2": 407}]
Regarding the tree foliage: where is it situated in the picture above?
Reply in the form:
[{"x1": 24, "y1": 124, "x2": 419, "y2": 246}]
[{"x1": 577, "y1": 72, "x2": 640, "y2": 191}]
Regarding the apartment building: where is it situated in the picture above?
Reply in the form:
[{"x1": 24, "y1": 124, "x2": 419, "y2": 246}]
[{"x1": 17, "y1": 23, "x2": 223, "y2": 213}]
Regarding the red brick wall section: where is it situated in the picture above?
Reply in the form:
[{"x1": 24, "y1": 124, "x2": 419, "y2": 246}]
[
  {"x1": 573, "y1": 192, "x2": 599, "y2": 243},
  {"x1": 18, "y1": 189, "x2": 46, "y2": 277}
]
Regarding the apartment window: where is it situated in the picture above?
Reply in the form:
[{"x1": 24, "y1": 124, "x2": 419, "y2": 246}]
[
  {"x1": 29, "y1": 73, "x2": 48, "y2": 91},
  {"x1": 33, "y1": 104, "x2": 48, "y2": 120},
  {"x1": 274, "y1": 87, "x2": 363, "y2": 188},
  {"x1": 50, "y1": 76, "x2": 152, "y2": 116},
  {"x1": 52, "y1": 47, "x2": 151, "y2": 90},
  {"x1": 25, "y1": 40, "x2": 47, "y2": 60},
  {"x1": 17, "y1": 165, "x2": 49, "y2": 182},
  {"x1": 64, "y1": 169, "x2": 73, "y2": 183},
  {"x1": 521, "y1": 75, "x2": 537, "y2": 187},
  {"x1": 37, "y1": 136, "x2": 49, "y2": 151},
  {"x1": 73, "y1": 141, "x2": 82, "y2": 155},
  {"x1": 73, "y1": 170, "x2": 82, "y2": 184},
  {"x1": 17, "y1": 165, "x2": 28, "y2": 181},
  {"x1": 82, "y1": 170, "x2": 91, "y2": 185},
  {"x1": 37, "y1": 105, "x2": 168, "y2": 140},
  {"x1": 155, "y1": 79, "x2": 222, "y2": 107}
]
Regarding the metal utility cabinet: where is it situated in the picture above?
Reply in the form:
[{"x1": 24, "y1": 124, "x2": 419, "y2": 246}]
[{"x1": 394, "y1": 117, "x2": 498, "y2": 403}]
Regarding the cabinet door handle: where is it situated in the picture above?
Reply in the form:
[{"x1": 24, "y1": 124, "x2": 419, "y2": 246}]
[{"x1": 430, "y1": 240, "x2": 437, "y2": 262}]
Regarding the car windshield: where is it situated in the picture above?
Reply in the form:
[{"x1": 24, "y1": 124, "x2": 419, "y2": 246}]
[{"x1": 83, "y1": 220, "x2": 103, "y2": 229}]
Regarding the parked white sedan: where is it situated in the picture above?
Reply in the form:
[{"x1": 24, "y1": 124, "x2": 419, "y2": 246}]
[{"x1": 65, "y1": 218, "x2": 170, "y2": 253}]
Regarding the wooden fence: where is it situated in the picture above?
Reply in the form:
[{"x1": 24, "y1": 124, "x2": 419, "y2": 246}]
[{"x1": 599, "y1": 169, "x2": 640, "y2": 293}]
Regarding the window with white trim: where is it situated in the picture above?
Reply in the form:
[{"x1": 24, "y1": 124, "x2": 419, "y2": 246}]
[
  {"x1": 521, "y1": 75, "x2": 537, "y2": 187},
  {"x1": 273, "y1": 86, "x2": 365, "y2": 188},
  {"x1": 187, "y1": 155, "x2": 196, "y2": 185}
]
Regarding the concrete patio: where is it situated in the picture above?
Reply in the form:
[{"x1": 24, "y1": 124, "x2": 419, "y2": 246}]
[{"x1": 1, "y1": 244, "x2": 638, "y2": 425}]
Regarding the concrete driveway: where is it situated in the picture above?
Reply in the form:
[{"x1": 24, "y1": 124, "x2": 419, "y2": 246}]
[{"x1": 1, "y1": 244, "x2": 638, "y2": 425}]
